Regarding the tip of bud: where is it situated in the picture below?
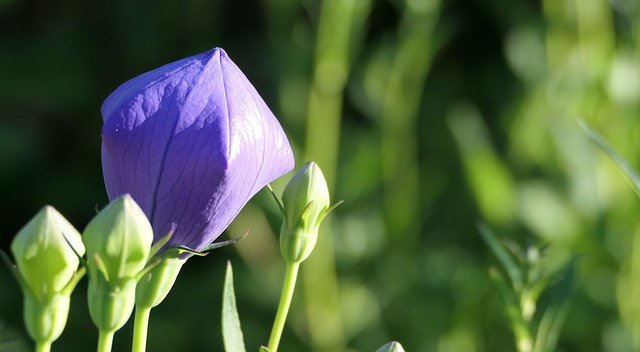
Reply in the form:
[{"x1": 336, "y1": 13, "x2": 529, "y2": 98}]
[
  {"x1": 9, "y1": 206, "x2": 85, "y2": 344},
  {"x1": 375, "y1": 341, "x2": 406, "y2": 352},
  {"x1": 282, "y1": 162, "x2": 330, "y2": 230},
  {"x1": 83, "y1": 195, "x2": 154, "y2": 332},
  {"x1": 83, "y1": 194, "x2": 153, "y2": 282},
  {"x1": 279, "y1": 162, "x2": 335, "y2": 263},
  {"x1": 10, "y1": 206, "x2": 85, "y2": 299}
]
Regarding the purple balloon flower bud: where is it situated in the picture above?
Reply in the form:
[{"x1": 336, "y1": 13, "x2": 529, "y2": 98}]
[{"x1": 101, "y1": 47, "x2": 294, "y2": 252}]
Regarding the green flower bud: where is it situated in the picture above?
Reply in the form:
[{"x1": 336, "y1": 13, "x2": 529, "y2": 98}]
[
  {"x1": 375, "y1": 341, "x2": 406, "y2": 352},
  {"x1": 9, "y1": 206, "x2": 85, "y2": 345},
  {"x1": 135, "y1": 256, "x2": 184, "y2": 309},
  {"x1": 279, "y1": 162, "x2": 332, "y2": 263},
  {"x1": 83, "y1": 194, "x2": 153, "y2": 333}
]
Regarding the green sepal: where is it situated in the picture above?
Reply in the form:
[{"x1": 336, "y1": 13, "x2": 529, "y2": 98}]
[
  {"x1": 295, "y1": 201, "x2": 315, "y2": 231},
  {"x1": 0, "y1": 249, "x2": 29, "y2": 294},
  {"x1": 92, "y1": 252, "x2": 111, "y2": 283},
  {"x1": 317, "y1": 200, "x2": 343, "y2": 226},
  {"x1": 199, "y1": 232, "x2": 248, "y2": 252},
  {"x1": 61, "y1": 267, "x2": 86, "y2": 296},
  {"x1": 134, "y1": 257, "x2": 162, "y2": 282},
  {"x1": 266, "y1": 184, "x2": 285, "y2": 215},
  {"x1": 170, "y1": 246, "x2": 209, "y2": 257},
  {"x1": 259, "y1": 347, "x2": 271, "y2": 352},
  {"x1": 150, "y1": 230, "x2": 174, "y2": 258}
]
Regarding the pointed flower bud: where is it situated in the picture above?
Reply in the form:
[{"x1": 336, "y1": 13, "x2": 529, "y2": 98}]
[
  {"x1": 279, "y1": 162, "x2": 332, "y2": 263},
  {"x1": 101, "y1": 47, "x2": 294, "y2": 254},
  {"x1": 83, "y1": 194, "x2": 153, "y2": 333},
  {"x1": 9, "y1": 206, "x2": 85, "y2": 346},
  {"x1": 375, "y1": 341, "x2": 406, "y2": 352}
]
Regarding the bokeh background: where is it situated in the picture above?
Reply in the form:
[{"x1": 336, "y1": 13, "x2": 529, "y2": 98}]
[{"x1": 1, "y1": 0, "x2": 640, "y2": 351}]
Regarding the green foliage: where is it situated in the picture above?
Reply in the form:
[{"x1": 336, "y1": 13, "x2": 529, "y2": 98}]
[
  {"x1": 1, "y1": 0, "x2": 640, "y2": 351},
  {"x1": 582, "y1": 122, "x2": 640, "y2": 349},
  {"x1": 480, "y1": 224, "x2": 574, "y2": 352}
]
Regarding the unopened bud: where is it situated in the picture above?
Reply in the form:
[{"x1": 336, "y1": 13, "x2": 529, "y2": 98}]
[
  {"x1": 83, "y1": 194, "x2": 153, "y2": 332},
  {"x1": 279, "y1": 162, "x2": 332, "y2": 263},
  {"x1": 10, "y1": 206, "x2": 85, "y2": 345}
]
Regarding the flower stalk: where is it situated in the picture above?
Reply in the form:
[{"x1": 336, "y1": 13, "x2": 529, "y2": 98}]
[
  {"x1": 97, "y1": 329, "x2": 115, "y2": 352},
  {"x1": 132, "y1": 307, "x2": 151, "y2": 352},
  {"x1": 266, "y1": 162, "x2": 340, "y2": 351},
  {"x1": 267, "y1": 262, "x2": 300, "y2": 352}
]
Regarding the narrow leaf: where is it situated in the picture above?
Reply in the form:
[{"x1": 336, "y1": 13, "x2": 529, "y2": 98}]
[
  {"x1": 478, "y1": 223, "x2": 523, "y2": 290},
  {"x1": 489, "y1": 268, "x2": 532, "y2": 350},
  {"x1": 533, "y1": 260, "x2": 574, "y2": 352},
  {"x1": 579, "y1": 120, "x2": 640, "y2": 198},
  {"x1": 222, "y1": 261, "x2": 246, "y2": 352}
]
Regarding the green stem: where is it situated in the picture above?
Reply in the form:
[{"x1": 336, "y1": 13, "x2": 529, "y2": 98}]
[
  {"x1": 35, "y1": 341, "x2": 52, "y2": 352},
  {"x1": 267, "y1": 262, "x2": 300, "y2": 352},
  {"x1": 97, "y1": 329, "x2": 115, "y2": 352},
  {"x1": 132, "y1": 306, "x2": 151, "y2": 352}
]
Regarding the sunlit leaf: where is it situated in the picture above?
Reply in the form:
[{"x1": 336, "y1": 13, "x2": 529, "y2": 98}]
[
  {"x1": 478, "y1": 223, "x2": 523, "y2": 290},
  {"x1": 579, "y1": 120, "x2": 640, "y2": 198},
  {"x1": 222, "y1": 261, "x2": 246, "y2": 352},
  {"x1": 533, "y1": 260, "x2": 574, "y2": 352}
]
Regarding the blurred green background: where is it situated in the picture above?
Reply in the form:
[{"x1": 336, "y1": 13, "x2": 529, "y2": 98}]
[{"x1": 1, "y1": 0, "x2": 640, "y2": 351}]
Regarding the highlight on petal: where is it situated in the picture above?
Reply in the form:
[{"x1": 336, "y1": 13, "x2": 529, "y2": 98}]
[{"x1": 101, "y1": 47, "x2": 295, "y2": 252}]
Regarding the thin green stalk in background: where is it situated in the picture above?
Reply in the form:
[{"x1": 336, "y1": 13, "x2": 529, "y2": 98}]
[
  {"x1": 302, "y1": 0, "x2": 370, "y2": 350},
  {"x1": 381, "y1": 0, "x2": 440, "y2": 243}
]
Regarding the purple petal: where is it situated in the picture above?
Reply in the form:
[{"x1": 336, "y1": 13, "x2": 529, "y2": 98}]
[{"x1": 101, "y1": 48, "x2": 294, "y2": 251}]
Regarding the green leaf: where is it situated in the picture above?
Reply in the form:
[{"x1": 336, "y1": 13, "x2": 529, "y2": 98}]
[
  {"x1": 489, "y1": 267, "x2": 532, "y2": 351},
  {"x1": 532, "y1": 260, "x2": 574, "y2": 352},
  {"x1": 478, "y1": 223, "x2": 523, "y2": 290},
  {"x1": 222, "y1": 261, "x2": 246, "y2": 352},
  {"x1": 579, "y1": 120, "x2": 640, "y2": 198}
]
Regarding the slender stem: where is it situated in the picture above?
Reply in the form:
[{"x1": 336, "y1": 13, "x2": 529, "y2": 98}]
[
  {"x1": 35, "y1": 341, "x2": 52, "y2": 352},
  {"x1": 267, "y1": 262, "x2": 300, "y2": 352},
  {"x1": 97, "y1": 329, "x2": 115, "y2": 352},
  {"x1": 132, "y1": 307, "x2": 151, "y2": 352}
]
